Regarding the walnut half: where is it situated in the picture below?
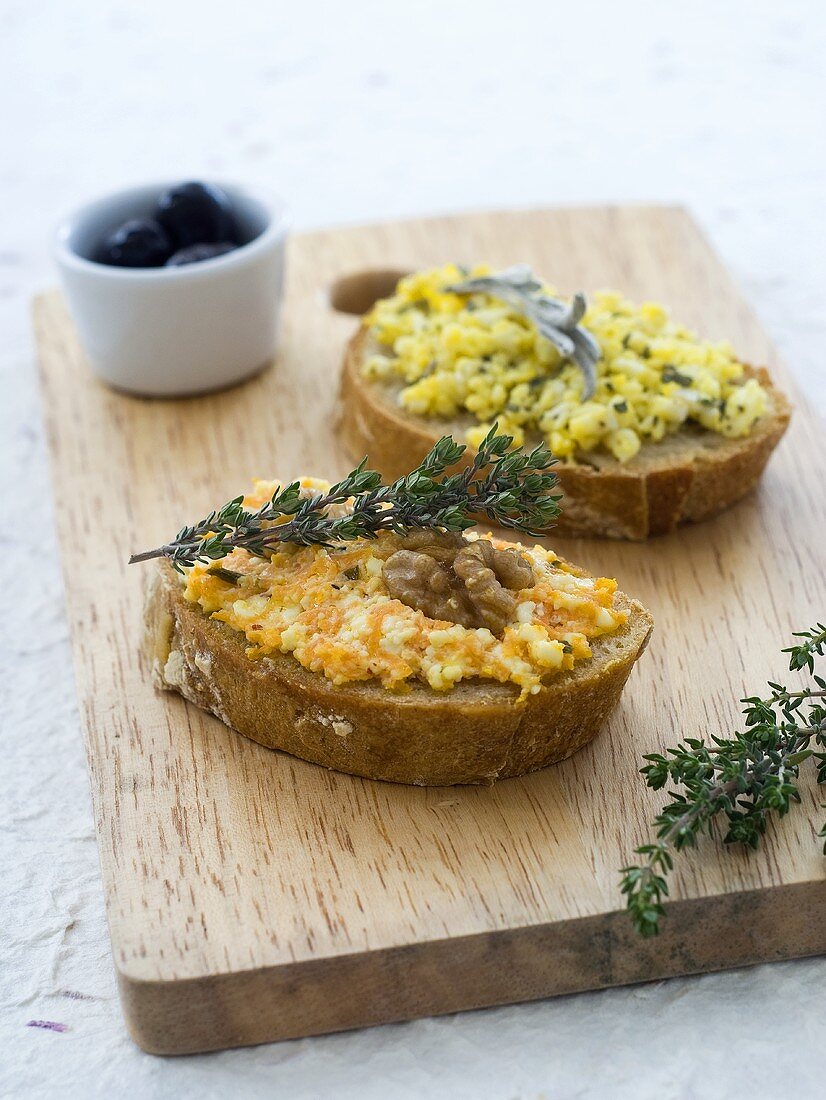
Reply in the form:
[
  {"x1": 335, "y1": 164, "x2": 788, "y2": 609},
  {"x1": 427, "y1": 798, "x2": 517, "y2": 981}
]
[{"x1": 382, "y1": 533, "x2": 534, "y2": 636}]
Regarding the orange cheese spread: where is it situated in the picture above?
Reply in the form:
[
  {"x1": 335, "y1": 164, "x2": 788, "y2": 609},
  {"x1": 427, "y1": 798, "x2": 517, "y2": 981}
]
[{"x1": 183, "y1": 479, "x2": 627, "y2": 698}]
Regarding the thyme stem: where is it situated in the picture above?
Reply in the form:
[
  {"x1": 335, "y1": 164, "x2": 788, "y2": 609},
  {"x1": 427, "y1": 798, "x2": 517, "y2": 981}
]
[
  {"x1": 129, "y1": 426, "x2": 561, "y2": 571},
  {"x1": 620, "y1": 624, "x2": 826, "y2": 936}
]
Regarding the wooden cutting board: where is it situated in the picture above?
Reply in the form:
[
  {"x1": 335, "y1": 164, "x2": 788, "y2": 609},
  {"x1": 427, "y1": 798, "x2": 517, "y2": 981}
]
[{"x1": 34, "y1": 207, "x2": 826, "y2": 1055}]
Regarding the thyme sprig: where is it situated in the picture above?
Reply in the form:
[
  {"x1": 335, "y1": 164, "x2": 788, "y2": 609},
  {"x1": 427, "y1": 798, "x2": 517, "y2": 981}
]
[
  {"x1": 444, "y1": 265, "x2": 602, "y2": 399},
  {"x1": 620, "y1": 624, "x2": 826, "y2": 937},
  {"x1": 129, "y1": 426, "x2": 560, "y2": 571}
]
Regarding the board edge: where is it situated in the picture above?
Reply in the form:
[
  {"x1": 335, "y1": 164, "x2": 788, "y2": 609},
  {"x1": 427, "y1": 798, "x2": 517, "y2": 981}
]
[{"x1": 118, "y1": 878, "x2": 826, "y2": 1055}]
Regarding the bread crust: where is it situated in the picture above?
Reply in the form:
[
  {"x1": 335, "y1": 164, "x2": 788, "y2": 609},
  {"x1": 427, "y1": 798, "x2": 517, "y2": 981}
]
[
  {"x1": 145, "y1": 561, "x2": 653, "y2": 786},
  {"x1": 339, "y1": 327, "x2": 792, "y2": 540}
]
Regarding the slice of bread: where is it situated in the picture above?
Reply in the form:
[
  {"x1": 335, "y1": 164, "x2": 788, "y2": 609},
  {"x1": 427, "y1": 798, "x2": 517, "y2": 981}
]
[
  {"x1": 145, "y1": 560, "x2": 653, "y2": 786},
  {"x1": 339, "y1": 328, "x2": 792, "y2": 540}
]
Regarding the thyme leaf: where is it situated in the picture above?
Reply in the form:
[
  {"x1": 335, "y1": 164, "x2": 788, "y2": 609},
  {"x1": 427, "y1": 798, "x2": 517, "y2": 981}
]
[{"x1": 129, "y1": 425, "x2": 560, "y2": 571}]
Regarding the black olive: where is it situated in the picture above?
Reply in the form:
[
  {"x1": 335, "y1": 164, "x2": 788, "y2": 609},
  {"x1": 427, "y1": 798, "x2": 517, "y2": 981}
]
[
  {"x1": 156, "y1": 182, "x2": 239, "y2": 248},
  {"x1": 165, "y1": 242, "x2": 238, "y2": 266},
  {"x1": 99, "y1": 218, "x2": 172, "y2": 267}
]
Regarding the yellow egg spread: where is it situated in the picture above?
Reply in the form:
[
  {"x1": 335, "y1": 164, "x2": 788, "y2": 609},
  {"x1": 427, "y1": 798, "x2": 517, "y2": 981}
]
[
  {"x1": 363, "y1": 264, "x2": 768, "y2": 463},
  {"x1": 182, "y1": 479, "x2": 627, "y2": 699}
]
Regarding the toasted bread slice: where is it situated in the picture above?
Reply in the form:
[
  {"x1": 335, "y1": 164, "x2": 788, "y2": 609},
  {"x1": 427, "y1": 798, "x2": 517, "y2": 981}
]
[
  {"x1": 339, "y1": 328, "x2": 792, "y2": 540},
  {"x1": 145, "y1": 560, "x2": 653, "y2": 786}
]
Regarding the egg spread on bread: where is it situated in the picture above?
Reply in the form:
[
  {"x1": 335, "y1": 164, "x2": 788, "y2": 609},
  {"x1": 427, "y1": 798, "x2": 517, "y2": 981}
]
[
  {"x1": 182, "y1": 478, "x2": 627, "y2": 699},
  {"x1": 363, "y1": 264, "x2": 768, "y2": 463}
]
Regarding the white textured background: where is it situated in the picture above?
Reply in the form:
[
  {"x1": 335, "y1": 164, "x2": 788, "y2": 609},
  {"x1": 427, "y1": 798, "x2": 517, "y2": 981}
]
[{"x1": 2, "y1": 1, "x2": 825, "y2": 1096}]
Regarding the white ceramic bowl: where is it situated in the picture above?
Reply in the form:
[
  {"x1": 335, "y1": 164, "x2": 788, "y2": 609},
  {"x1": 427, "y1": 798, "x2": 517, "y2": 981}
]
[{"x1": 53, "y1": 181, "x2": 288, "y2": 396}]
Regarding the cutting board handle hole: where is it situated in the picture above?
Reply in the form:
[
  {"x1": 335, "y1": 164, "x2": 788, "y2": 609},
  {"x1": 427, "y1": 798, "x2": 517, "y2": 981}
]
[{"x1": 328, "y1": 269, "x2": 408, "y2": 315}]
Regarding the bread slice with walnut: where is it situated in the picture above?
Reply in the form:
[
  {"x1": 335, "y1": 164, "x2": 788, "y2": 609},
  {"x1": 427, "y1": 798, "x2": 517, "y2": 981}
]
[
  {"x1": 340, "y1": 328, "x2": 792, "y2": 540},
  {"x1": 145, "y1": 559, "x2": 652, "y2": 787}
]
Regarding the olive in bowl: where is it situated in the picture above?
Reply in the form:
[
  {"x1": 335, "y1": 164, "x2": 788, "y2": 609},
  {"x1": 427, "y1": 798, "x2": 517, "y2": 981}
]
[
  {"x1": 97, "y1": 180, "x2": 242, "y2": 269},
  {"x1": 157, "y1": 182, "x2": 239, "y2": 250},
  {"x1": 166, "y1": 242, "x2": 238, "y2": 266},
  {"x1": 54, "y1": 180, "x2": 288, "y2": 396},
  {"x1": 99, "y1": 218, "x2": 173, "y2": 268}
]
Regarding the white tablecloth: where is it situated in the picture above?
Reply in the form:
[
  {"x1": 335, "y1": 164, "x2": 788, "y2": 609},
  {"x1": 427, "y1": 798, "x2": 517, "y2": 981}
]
[{"x1": 2, "y1": 2, "x2": 824, "y2": 1095}]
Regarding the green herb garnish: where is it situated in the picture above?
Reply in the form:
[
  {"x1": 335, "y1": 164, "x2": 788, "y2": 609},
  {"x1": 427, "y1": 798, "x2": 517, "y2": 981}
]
[
  {"x1": 208, "y1": 566, "x2": 244, "y2": 585},
  {"x1": 661, "y1": 364, "x2": 694, "y2": 387},
  {"x1": 129, "y1": 426, "x2": 560, "y2": 572},
  {"x1": 444, "y1": 265, "x2": 601, "y2": 399},
  {"x1": 620, "y1": 624, "x2": 826, "y2": 937}
]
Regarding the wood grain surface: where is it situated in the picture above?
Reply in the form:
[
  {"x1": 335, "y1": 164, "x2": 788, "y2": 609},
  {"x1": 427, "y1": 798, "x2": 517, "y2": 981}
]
[{"x1": 34, "y1": 207, "x2": 826, "y2": 1055}]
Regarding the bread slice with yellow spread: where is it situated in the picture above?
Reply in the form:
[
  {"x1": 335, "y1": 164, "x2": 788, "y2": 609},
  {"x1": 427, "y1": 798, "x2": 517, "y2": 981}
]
[
  {"x1": 141, "y1": 477, "x2": 652, "y2": 786},
  {"x1": 339, "y1": 266, "x2": 791, "y2": 540}
]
